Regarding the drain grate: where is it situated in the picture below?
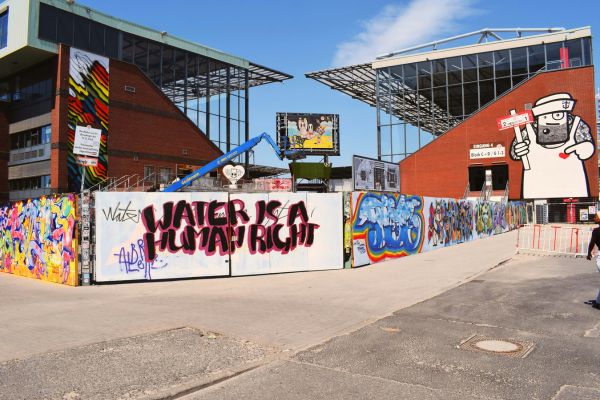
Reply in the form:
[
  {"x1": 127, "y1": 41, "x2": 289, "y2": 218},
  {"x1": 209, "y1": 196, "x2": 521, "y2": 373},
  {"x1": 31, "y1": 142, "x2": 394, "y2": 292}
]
[{"x1": 458, "y1": 335, "x2": 535, "y2": 358}]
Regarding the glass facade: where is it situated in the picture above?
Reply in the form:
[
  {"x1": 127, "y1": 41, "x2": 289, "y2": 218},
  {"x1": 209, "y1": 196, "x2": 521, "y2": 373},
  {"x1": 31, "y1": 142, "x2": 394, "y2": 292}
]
[
  {"x1": 0, "y1": 9, "x2": 7, "y2": 49},
  {"x1": 36, "y1": 3, "x2": 268, "y2": 155},
  {"x1": 0, "y1": 60, "x2": 55, "y2": 123},
  {"x1": 9, "y1": 175, "x2": 51, "y2": 191},
  {"x1": 376, "y1": 38, "x2": 594, "y2": 161},
  {"x1": 10, "y1": 125, "x2": 51, "y2": 150}
]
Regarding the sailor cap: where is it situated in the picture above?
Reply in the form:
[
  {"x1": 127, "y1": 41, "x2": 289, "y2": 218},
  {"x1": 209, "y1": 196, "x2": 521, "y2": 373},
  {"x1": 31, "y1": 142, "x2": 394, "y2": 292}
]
[{"x1": 531, "y1": 93, "x2": 575, "y2": 116}]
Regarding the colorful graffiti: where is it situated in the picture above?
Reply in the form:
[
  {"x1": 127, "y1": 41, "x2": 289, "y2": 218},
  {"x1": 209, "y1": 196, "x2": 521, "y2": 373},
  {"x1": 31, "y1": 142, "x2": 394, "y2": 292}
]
[
  {"x1": 68, "y1": 48, "x2": 109, "y2": 191},
  {"x1": 352, "y1": 193, "x2": 424, "y2": 265},
  {"x1": 0, "y1": 195, "x2": 78, "y2": 286},
  {"x1": 427, "y1": 199, "x2": 474, "y2": 247},
  {"x1": 352, "y1": 191, "x2": 528, "y2": 267}
]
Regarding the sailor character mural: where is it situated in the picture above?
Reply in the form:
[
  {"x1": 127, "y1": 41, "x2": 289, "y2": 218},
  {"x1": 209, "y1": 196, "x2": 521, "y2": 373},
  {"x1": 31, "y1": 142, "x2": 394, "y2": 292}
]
[{"x1": 510, "y1": 93, "x2": 594, "y2": 199}]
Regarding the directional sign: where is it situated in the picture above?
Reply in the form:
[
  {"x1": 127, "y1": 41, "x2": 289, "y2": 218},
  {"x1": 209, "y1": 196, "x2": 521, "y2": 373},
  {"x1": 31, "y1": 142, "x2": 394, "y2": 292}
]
[
  {"x1": 497, "y1": 110, "x2": 533, "y2": 131},
  {"x1": 76, "y1": 156, "x2": 99, "y2": 167}
]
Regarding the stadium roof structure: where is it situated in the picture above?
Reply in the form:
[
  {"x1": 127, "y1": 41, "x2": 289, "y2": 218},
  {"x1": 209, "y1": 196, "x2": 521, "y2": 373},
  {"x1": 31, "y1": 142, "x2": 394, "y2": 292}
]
[{"x1": 306, "y1": 27, "x2": 591, "y2": 136}]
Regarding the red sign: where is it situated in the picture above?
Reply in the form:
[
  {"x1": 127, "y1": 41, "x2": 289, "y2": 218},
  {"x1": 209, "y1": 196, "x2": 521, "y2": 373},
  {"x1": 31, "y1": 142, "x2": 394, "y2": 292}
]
[
  {"x1": 497, "y1": 110, "x2": 533, "y2": 131},
  {"x1": 254, "y1": 178, "x2": 292, "y2": 192}
]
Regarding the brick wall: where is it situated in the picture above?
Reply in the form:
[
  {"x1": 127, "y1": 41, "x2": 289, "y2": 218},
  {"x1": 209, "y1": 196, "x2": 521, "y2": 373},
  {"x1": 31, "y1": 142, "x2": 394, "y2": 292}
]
[
  {"x1": 107, "y1": 60, "x2": 223, "y2": 182},
  {"x1": 399, "y1": 67, "x2": 598, "y2": 200},
  {"x1": 50, "y1": 44, "x2": 69, "y2": 193}
]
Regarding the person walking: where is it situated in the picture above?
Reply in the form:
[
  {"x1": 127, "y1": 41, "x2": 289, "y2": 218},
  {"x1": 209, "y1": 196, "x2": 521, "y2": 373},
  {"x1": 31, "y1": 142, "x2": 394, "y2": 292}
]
[{"x1": 586, "y1": 212, "x2": 600, "y2": 309}]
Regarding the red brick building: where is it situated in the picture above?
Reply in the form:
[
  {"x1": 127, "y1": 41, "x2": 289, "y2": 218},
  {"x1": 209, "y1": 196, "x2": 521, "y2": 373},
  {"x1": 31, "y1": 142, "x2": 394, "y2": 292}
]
[
  {"x1": 0, "y1": 0, "x2": 290, "y2": 202},
  {"x1": 308, "y1": 27, "x2": 597, "y2": 207}
]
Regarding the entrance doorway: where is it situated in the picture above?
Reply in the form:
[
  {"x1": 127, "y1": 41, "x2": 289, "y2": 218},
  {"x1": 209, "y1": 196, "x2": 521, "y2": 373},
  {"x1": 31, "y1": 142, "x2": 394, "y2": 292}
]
[{"x1": 468, "y1": 164, "x2": 508, "y2": 191}]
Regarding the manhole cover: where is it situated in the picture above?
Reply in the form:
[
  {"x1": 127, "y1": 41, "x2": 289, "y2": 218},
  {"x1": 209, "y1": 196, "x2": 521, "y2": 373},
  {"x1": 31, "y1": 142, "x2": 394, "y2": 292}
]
[{"x1": 458, "y1": 335, "x2": 534, "y2": 358}]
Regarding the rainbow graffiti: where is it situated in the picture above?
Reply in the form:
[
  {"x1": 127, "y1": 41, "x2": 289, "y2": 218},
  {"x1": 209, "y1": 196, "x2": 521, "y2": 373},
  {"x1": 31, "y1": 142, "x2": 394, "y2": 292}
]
[
  {"x1": 351, "y1": 192, "x2": 425, "y2": 265},
  {"x1": 68, "y1": 48, "x2": 109, "y2": 191},
  {"x1": 0, "y1": 195, "x2": 78, "y2": 286},
  {"x1": 351, "y1": 191, "x2": 529, "y2": 267}
]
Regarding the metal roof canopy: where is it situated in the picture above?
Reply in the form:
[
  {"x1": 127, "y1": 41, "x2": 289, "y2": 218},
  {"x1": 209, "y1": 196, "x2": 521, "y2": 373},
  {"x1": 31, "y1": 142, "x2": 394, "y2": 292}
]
[
  {"x1": 33, "y1": 0, "x2": 292, "y2": 97},
  {"x1": 306, "y1": 27, "x2": 590, "y2": 137}
]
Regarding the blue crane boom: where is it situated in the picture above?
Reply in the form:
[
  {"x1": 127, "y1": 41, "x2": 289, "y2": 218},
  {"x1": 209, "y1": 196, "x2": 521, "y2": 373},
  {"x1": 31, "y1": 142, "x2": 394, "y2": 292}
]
[{"x1": 162, "y1": 132, "x2": 297, "y2": 192}]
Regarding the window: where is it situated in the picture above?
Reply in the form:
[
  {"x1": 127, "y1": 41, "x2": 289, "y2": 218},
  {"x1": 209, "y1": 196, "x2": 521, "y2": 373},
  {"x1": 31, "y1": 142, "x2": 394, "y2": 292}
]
[
  {"x1": 9, "y1": 125, "x2": 51, "y2": 150},
  {"x1": 565, "y1": 39, "x2": 583, "y2": 67},
  {"x1": 41, "y1": 125, "x2": 51, "y2": 144},
  {"x1": 143, "y1": 165, "x2": 154, "y2": 180},
  {"x1": 477, "y1": 52, "x2": 494, "y2": 80},
  {"x1": 432, "y1": 59, "x2": 446, "y2": 87},
  {"x1": 159, "y1": 167, "x2": 173, "y2": 184},
  {"x1": 447, "y1": 57, "x2": 462, "y2": 84},
  {"x1": 38, "y1": 3, "x2": 57, "y2": 42},
  {"x1": 510, "y1": 47, "x2": 528, "y2": 76},
  {"x1": 528, "y1": 45, "x2": 545, "y2": 74},
  {"x1": 73, "y1": 14, "x2": 90, "y2": 50},
  {"x1": 9, "y1": 176, "x2": 50, "y2": 191},
  {"x1": 0, "y1": 9, "x2": 8, "y2": 49},
  {"x1": 494, "y1": 50, "x2": 510, "y2": 78}
]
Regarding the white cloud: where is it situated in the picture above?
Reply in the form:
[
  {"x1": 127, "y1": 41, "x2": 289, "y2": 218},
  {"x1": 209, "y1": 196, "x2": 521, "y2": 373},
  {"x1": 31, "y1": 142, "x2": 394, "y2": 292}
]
[{"x1": 332, "y1": 0, "x2": 477, "y2": 67}]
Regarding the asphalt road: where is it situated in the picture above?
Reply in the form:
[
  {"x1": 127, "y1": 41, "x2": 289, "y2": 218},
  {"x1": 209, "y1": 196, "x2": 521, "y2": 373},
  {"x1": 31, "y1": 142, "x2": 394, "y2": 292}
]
[{"x1": 186, "y1": 255, "x2": 600, "y2": 400}]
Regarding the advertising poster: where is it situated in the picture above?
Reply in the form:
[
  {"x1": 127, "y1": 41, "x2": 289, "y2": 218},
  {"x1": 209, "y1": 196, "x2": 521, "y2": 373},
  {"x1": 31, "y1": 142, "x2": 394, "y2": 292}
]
[
  {"x1": 353, "y1": 155, "x2": 399, "y2": 192},
  {"x1": 276, "y1": 113, "x2": 339, "y2": 155}
]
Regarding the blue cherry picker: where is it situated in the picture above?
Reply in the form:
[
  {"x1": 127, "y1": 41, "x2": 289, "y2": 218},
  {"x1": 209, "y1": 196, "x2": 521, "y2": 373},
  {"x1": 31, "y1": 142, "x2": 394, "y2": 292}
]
[{"x1": 162, "y1": 132, "x2": 302, "y2": 192}]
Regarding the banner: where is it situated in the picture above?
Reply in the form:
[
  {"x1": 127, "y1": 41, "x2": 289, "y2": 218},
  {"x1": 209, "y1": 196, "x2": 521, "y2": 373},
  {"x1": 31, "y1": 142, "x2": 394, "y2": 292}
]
[
  {"x1": 68, "y1": 48, "x2": 109, "y2": 191},
  {"x1": 94, "y1": 192, "x2": 343, "y2": 281}
]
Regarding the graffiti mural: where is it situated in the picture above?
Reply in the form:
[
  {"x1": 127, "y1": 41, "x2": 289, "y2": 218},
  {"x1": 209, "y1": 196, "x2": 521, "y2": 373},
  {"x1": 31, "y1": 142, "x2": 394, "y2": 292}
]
[
  {"x1": 351, "y1": 192, "x2": 424, "y2": 266},
  {"x1": 427, "y1": 199, "x2": 474, "y2": 247},
  {"x1": 509, "y1": 92, "x2": 594, "y2": 199},
  {"x1": 95, "y1": 192, "x2": 343, "y2": 281},
  {"x1": 0, "y1": 195, "x2": 78, "y2": 286},
  {"x1": 351, "y1": 191, "x2": 528, "y2": 267},
  {"x1": 68, "y1": 48, "x2": 109, "y2": 191}
]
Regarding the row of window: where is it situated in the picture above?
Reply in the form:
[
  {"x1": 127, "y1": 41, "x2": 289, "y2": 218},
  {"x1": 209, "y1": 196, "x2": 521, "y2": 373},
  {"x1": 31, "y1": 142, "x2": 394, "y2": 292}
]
[
  {"x1": 9, "y1": 175, "x2": 51, "y2": 191},
  {"x1": 38, "y1": 3, "x2": 119, "y2": 58},
  {"x1": 10, "y1": 125, "x2": 52, "y2": 150},
  {"x1": 384, "y1": 38, "x2": 592, "y2": 91}
]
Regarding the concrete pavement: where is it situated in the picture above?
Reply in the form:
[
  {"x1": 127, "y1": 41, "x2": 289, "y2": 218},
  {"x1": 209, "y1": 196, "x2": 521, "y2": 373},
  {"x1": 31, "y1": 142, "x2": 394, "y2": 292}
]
[
  {"x1": 0, "y1": 230, "x2": 518, "y2": 362},
  {"x1": 184, "y1": 254, "x2": 600, "y2": 400}
]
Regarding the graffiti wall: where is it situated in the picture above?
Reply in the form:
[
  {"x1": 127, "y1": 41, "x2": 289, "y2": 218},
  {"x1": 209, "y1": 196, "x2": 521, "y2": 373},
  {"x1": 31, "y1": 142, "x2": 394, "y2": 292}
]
[
  {"x1": 68, "y1": 48, "x2": 109, "y2": 192},
  {"x1": 94, "y1": 192, "x2": 343, "y2": 281},
  {"x1": 351, "y1": 192, "x2": 527, "y2": 267},
  {"x1": 0, "y1": 195, "x2": 78, "y2": 286}
]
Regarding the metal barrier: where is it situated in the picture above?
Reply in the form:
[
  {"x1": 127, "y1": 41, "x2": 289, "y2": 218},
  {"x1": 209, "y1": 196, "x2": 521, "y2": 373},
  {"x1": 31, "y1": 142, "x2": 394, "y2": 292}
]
[{"x1": 516, "y1": 224, "x2": 593, "y2": 256}]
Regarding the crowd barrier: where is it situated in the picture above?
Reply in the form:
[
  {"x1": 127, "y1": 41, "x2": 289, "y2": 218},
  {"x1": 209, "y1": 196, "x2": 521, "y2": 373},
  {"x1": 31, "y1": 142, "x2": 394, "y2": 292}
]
[{"x1": 516, "y1": 224, "x2": 593, "y2": 256}]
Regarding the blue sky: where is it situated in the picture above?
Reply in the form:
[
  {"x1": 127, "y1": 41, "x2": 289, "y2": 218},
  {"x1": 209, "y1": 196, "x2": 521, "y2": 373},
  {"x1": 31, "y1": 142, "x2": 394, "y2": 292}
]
[{"x1": 82, "y1": 0, "x2": 600, "y2": 168}]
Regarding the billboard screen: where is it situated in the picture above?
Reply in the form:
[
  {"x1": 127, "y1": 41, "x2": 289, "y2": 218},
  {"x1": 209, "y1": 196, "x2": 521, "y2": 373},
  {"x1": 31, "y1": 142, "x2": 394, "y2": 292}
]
[
  {"x1": 276, "y1": 113, "x2": 339, "y2": 155},
  {"x1": 353, "y1": 155, "x2": 400, "y2": 192}
]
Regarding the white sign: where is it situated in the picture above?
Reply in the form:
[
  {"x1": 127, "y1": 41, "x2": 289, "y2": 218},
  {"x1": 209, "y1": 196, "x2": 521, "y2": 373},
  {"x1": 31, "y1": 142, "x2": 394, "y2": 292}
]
[
  {"x1": 222, "y1": 165, "x2": 245, "y2": 185},
  {"x1": 73, "y1": 125, "x2": 102, "y2": 157},
  {"x1": 469, "y1": 144, "x2": 506, "y2": 160},
  {"x1": 76, "y1": 156, "x2": 99, "y2": 167},
  {"x1": 497, "y1": 110, "x2": 534, "y2": 131}
]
